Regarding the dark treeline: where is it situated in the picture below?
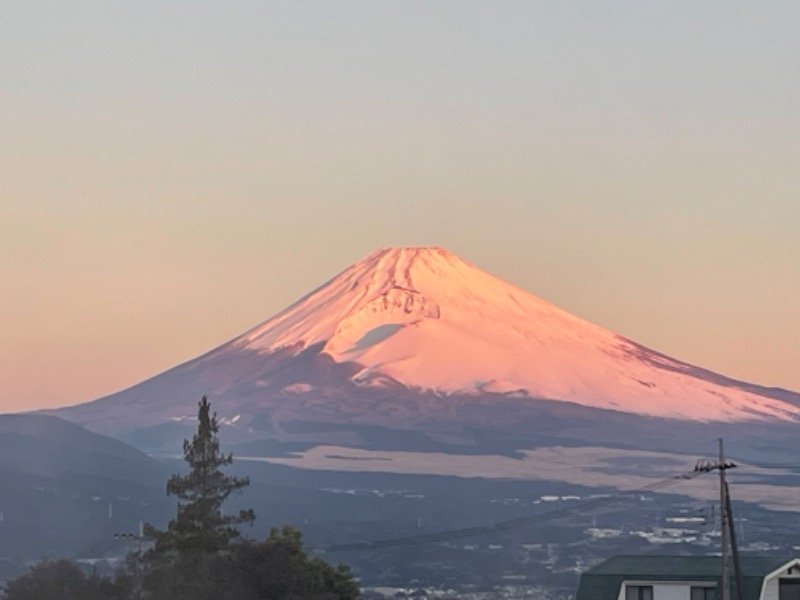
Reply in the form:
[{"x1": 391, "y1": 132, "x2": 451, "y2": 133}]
[{"x1": 2, "y1": 397, "x2": 359, "y2": 600}]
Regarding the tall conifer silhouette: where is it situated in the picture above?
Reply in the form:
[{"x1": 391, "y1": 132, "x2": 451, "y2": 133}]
[{"x1": 149, "y1": 396, "x2": 254, "y2": 559}]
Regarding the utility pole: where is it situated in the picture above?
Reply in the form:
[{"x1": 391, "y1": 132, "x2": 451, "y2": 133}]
[
  {"x1": 724, "y1": 481, "x2": 745, "y2": 600},
  {"x1": 694, "y1": 439, "x2": 737, "y2": 600},
  {"x1": 114, "y1": 524, "x2": 150, "y2": 600},
  {"x1": 719, "y1": 439, "x2": 730, "y2": 600}
]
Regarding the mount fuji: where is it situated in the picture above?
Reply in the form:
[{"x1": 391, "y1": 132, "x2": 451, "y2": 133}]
[
  {"x1": 38, "y1": 247, "x2": 800, "y2": 589},
  {"x1": 53, "y1": 246, "x2": 800, "y2": 452}
]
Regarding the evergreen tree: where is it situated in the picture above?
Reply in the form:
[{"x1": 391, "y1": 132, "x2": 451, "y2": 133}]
[
  {"x1": 206, "y1": 527, "x2": 361, "y2": 600},
  {"x1": 147, "y1": 396, "x2": 255, "y2": 559},
  {"x1": 135, "y1": 396, "x2": 359, "y2": 600}
]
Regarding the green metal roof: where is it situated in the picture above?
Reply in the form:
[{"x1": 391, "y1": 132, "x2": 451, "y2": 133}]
[{"x1": 576, "y1": 555, "x2": 796, "y2": 600}]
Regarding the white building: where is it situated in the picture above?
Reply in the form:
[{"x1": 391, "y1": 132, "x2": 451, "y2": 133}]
[{"x1": 576, "y1": 555, "x2": 800, "y2": 600}]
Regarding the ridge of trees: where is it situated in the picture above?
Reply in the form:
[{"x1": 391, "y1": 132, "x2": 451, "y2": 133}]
[{"x1": 2, "y1": 397, "x2": 360, "y2": 600}]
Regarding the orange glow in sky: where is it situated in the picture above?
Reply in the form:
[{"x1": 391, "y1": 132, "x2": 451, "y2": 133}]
[{"x1": 2, "y1": 2, "x2": 799, "y2": 411}]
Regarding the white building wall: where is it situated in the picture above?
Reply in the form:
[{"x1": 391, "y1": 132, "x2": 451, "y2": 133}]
[
  {"x1": 617, "y1": 581, "x2": 713, "y2": 600},
  {"x1": 761, "y1": 564, "x2": 800, "y2": 600},
  {"x1": 653, "y1": 583, "x2": 691, "y2": 600},
  {"x1": 763, "y1": 577, "x2": 779, "y2": 600}
]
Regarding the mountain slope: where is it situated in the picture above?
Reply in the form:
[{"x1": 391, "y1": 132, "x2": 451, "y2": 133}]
[
  {"x1": 54, "y1": 247, "x2": 800, "y2": 441},
  {"x1": 0, "y1": 414, "x2": 170, "y2": 569},
  {"x1": 232, "y1": 247, "x2": 798, "y2": 421}
]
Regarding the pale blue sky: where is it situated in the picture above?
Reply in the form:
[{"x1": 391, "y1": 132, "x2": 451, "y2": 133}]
[{"x1": 2, "y1": 2, "x2": 799, "y2": 410}]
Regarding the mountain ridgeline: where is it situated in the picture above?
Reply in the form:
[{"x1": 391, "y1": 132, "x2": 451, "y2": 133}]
[{"x1": 51, "y1": 246, "x2": 799, "y2": 459}]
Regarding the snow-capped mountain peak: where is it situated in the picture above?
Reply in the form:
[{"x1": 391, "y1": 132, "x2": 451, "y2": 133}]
[
  {"x1": 213, "y1": 246, "x2": 797, "y2": 423},
  {"x1": 56, "y1": 246, "x2": 800, "y2": 439}
]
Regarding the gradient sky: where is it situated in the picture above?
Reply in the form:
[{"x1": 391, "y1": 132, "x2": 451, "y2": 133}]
[{"x1": 2, "y1": 2, "x2": 799, "y2": 412}]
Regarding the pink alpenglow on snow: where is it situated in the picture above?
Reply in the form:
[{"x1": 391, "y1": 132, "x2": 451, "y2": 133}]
[{"x1": 225, "y1": 247, "x2": 799, "y2": 423}]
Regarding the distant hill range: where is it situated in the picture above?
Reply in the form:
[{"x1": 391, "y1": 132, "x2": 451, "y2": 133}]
[{"x1": 0, "y1": 413, "x2": 170, "y2": 576}]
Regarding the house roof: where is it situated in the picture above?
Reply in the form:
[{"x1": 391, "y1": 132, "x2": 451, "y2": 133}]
[{"x1": 576, "y1": 555, "x2": 796, "y2": 600}]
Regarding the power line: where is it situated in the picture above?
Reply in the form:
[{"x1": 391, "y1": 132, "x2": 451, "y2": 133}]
[
  {"x1": 304, "y1": 442, "x2": 725, "y2": 532},
  {"x1": 314, "y1": 467, "x2": 706, "y2": 553},
  {"x1": 734, "y1": 462, "x2": 800, "y2": 470}
]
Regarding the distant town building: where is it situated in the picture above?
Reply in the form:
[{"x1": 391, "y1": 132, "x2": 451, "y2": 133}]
[{"x1": 576, "y1": 555, "x2": 800, "y2": 600}]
